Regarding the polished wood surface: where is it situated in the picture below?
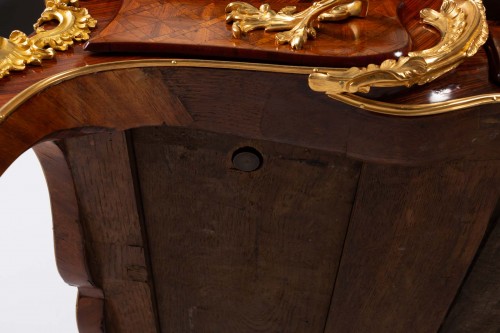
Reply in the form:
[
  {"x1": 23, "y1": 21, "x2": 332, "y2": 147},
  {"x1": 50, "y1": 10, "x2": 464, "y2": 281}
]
[
  {"x1": 86, "y1": 0, "x2": 412, "y2": 67},
  {"x1": 486, "y1": 23, "x2": 500, "y2": 85}
]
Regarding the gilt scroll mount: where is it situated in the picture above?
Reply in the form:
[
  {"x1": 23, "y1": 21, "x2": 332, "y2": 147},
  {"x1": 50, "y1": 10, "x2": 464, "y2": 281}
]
[
  {"x1": 0, "y1": 0, "x2": 96, "y2": 79},
  {"x1": 309, "y1": 0, "x2": 495, "y2": 116},
  {"x1": 225, "y1": 0, "x2": 368, "y2": 50}
]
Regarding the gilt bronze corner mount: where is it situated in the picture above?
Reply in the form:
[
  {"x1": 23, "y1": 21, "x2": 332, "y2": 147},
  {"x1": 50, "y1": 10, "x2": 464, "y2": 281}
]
[
  {"x1": 0, "y1": 0, "x2": 96, "y2": 79},
  {"x1": 309, "y1": 0, "x2": 498, "y2": 115}
]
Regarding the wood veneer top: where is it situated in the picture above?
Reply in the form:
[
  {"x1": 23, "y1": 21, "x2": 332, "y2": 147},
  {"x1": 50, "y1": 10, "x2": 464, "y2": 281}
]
[{"x1": 86, "y1": 0, "x2": 412, "y2": 67}]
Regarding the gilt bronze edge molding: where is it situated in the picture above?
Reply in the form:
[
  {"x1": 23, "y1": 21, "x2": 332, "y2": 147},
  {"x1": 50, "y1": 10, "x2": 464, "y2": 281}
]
[
  {"x1": 0, "y1": 0, "x2": 96, "y2": 79},
  {"x1": 330, "y1": 92, "x2": 500, "y2": 116},
  {"x1": 1, "y1": 58, "x2": 499, "y2": 125}
]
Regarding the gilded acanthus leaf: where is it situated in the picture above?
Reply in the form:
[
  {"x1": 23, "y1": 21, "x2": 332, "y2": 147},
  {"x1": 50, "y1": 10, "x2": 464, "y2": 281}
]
[
  {"x1": 310, "y1": 0, "x2": 489, "y2": 94},
  {"x1": 226, "y1": 0, "x2": 368, "y2": 50}
]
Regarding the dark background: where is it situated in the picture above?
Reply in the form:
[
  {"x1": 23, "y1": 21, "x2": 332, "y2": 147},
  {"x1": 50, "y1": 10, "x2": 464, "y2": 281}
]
[{"x1": 0, "y1": 0, "x2": 44, "y2": 37}]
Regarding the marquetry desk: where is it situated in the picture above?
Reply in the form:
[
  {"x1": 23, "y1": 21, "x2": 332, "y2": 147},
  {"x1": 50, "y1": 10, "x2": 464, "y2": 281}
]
[{"x1": 0, "y1": 0, "x2": 499, "y2": 332}]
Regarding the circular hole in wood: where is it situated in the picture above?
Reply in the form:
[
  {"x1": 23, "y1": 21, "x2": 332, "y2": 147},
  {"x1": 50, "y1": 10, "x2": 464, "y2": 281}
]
[{"x1": 232, "y1": 147, "x2": 263, "y2": 172}]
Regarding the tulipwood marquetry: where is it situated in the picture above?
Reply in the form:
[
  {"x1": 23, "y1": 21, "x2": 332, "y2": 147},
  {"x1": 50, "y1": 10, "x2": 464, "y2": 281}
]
[{"x1": 86, "y1": 0, "x2": 412, "y2": 67}]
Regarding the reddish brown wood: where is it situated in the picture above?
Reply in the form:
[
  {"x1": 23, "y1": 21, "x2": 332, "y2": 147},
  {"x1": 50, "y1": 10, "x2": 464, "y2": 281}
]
[
  {"x1": 323, "y1": 161, "x2": 500, "y2": 333},
  {"x1": 62, "y1": 132, "x2": 159, "y2": 333},
  {"x1": 0, "y1": 0, "x2": 125, "y2": 109},
  {"x1": 0, "y1": 67, "x2": 193, "y2": 175},
  {"x1": 77, "y1": 295, "x2": 105, "y2": 333},
  {"x1": 86, "y1": 0, "x2": 412, "y2": 67},
  {"x1": 131, "y1": 126, "x2": 361, "y2": 332},
  {"x1": 32, "y1": 141, "x2": 104, "y2": 332},
  {"x1": 397, "y1": 0, "x2": 441, "y2": 51},
  {"x1": 0, "y1": 63, "x2": 499, "y2": 180},
  {"x1": 440, "y1": 216, "x2": 500, "y2": 333}
]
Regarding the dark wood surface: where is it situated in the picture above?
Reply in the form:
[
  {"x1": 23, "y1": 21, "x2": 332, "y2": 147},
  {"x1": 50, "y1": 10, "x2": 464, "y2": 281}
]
[
  {"x1": 63, "y1": 132, "x2": 158, "y2": 333},
  {"x1": 86, "y1": 0, "x2": 414, "y2": 67},
  {"x1": 323, "y1": 161, "x2": 500, "y2": 333},
  {"x1": 33, "y1": 141, "x2": 104, "y2": 332},
  {"x1": 132, "y1": 126, "x2": 361, "y2": 332},
  {"x1": 440, "y1": 216, "x2": 500, "y2": 333},
  {"x1": 486, "y1": 23, "x2": 500, "y2": 85}
]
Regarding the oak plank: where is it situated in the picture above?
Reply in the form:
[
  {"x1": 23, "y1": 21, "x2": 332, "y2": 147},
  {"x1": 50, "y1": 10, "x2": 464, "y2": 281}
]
[
  {"x1": 324, "y1": 161, "x2": 500, "y2": 333},
  {"x1": 132, "y1": 126, "x2": 361, "y2": 332},
  {"x1": 63, "y1": 131, "x2": 158, "y2": 333},
  {"x1": 440, "y1": 216, "x2": 500, "y2": 333},
  {"x1": 33, "y1": 141, "x2": 105, "y2": 332}
]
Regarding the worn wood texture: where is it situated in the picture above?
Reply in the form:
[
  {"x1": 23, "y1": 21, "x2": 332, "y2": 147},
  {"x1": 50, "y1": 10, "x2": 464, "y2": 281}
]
[
  {"x1": 324, "y1": 161, "x2": 500, "y2": 333},
  {"x1": 63, "y1": 131, "x2": 158, "y2": 333},
  {"x1": 86, "y1": 0, "x2": 413, "y2": 67},
  {"x1": 131, "y1": 126, "x2": 361, "y2": 332},
  {"x1": 33, "y1": 141, "x2": 104, "y2": 333},
  {"x1": 440, "y1": 216, "x2": 500, "y2": 333},
  {"x1": 77, "y1": 295, "x2": 105, "y2": 333}
]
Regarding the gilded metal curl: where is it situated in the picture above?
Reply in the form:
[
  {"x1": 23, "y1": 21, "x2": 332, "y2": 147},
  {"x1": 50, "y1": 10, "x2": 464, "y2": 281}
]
[
  {"x1": 225, "y1": 0, "x2": 368, "y2": 50},
  {"x1": 0, "y1": 0, "x2": 96, "y2": 79},
  {"x1": 309, "y1": 0, "x2": 492, "y2": 115}
]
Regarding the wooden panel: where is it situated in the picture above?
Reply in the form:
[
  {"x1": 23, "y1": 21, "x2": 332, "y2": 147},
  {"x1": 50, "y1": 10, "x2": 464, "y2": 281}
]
[
  {"x1": 33, "y1": 141, "x2": 104, "y2": 332},
  {"x1": 63, "y1": 131, "x2": 158, "y2": 333},
  {"x1": 324, "y1": 161, "x2": 500, "y2": 333},
  {"x1": 440, "y1": 216, "x2": 500, "y2": 333},
  {"x1": 132, "y1": 126, "x2": 361, "y2": 332},
  {"x1": 86, "y1": 0, "x2": 413, "y2": 67}
]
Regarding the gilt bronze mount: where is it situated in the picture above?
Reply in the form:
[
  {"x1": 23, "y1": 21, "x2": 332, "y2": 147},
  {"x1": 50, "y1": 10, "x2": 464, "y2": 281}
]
[
  {"x1": 0, "y1": 0, "x2": 96, "y2": 79},
  {"x1": 226, "y1": 0, "x2": 368, "y2": 50}
]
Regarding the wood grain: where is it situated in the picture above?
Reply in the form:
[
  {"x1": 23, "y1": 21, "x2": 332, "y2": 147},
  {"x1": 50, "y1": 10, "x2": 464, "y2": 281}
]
[
  {"x1": 86, "y1": 0, "x2": 412, "y2": 67},
  {"x1": 131, "y1": 126, "x2": 361, "y2": 332},
  {"x1": 440, "y1": 215, "x2": 500, "y2": 333},
  {"x1": 0, "y1": 63, "x2": 499, "y2": 177},
  {"x1": 63, "y1": 131, "x2": 158, "y2": 333},
  {"x1": 324, "y1": 161, "x2": 500, "y2": 333},
  {"x1": 33, "y1": 141, "x2": 105, "y2": 332}
]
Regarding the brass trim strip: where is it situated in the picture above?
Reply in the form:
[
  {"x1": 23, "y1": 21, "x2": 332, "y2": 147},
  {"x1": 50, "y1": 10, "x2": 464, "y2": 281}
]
[
  {"x1": 1, "y1": 58, "x2": 499, "y2": 123},
  {"x1": 0, "y1": 59, "x2": 328, "y2": 123},
  {"x1": 330, "y1": 92, "x2": 500, "y2": 116}
]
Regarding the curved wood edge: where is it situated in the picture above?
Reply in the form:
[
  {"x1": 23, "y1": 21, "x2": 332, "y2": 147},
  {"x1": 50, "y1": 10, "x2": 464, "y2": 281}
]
[
  {"x1": 32, "y1": 141, "x2": 104, "y2": 333},
  {"x1": 0, "y1": 62, "x2": 498, "y2": 175}
]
